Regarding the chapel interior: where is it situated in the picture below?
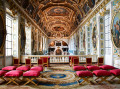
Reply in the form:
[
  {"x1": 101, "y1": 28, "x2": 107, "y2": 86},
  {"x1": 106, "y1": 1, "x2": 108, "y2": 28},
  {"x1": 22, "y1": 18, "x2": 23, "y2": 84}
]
[{"x1": 1, "y1": 0, "x2": 120, "y2": 89}]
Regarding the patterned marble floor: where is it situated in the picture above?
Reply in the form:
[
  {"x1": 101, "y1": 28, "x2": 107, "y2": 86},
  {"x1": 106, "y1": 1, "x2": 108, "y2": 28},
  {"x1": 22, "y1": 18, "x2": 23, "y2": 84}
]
[{"x1": 0, "y1": 64, "x2": 120, "y2": 89}]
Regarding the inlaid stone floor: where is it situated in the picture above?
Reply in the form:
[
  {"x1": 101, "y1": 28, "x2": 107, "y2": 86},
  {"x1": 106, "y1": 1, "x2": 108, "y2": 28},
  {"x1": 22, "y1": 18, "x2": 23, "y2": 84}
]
[{"x1": 0, "y1": 64, "x2": 120, "y2": 89}]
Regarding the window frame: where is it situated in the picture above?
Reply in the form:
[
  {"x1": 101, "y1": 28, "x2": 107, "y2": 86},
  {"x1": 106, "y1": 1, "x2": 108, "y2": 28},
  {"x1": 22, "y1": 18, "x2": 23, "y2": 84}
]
[{"x1": 5, "y1": 14, "x2": 13, "y2": 56}]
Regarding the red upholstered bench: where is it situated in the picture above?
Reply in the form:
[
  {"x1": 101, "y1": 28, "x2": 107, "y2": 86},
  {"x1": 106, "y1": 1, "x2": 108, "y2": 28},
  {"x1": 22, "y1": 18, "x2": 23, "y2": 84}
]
[
  {"x1": 16, "y1": 66, "x2": 30, "y2": 71},
  {"x1": 0, "y1": 70, "x2": 7, "y2": 82},
  {"x1": 110, "y1": 69, "x2": 120, "y2": 81},
  {"x1": 76, "y1": 71, "x2": 93, "y2": 84},
  {"x1": 87, "y1": 66, "x2": 100, "y2": 71},
  {"x1": 30, "y1": 66, "x2": 43, "y2": 72},
  {"x1": 2, "y1": 66, "x2": 17, "y2": 71},
  {"x1": 23, "y1": 70, "x2": 40, "y2": 86},
  {"x1": 73, "y1": 66, "x2": 86, "y2": 71},
  {"x1": 4, "y1": 70, "x2": 23, "y2": 85},
  {"x1": 93, "y1": 70, "x2": 111, "y2": 84},
  {"x1": 100, "y1": 65, "x2": 115, "y2": 70}
]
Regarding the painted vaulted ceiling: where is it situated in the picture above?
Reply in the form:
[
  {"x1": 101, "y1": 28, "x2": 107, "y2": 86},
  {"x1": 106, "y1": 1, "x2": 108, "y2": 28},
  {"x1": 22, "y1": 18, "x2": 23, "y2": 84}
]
[{"x1": 15, "y1": 0, "x2": 95, "y2": 38}]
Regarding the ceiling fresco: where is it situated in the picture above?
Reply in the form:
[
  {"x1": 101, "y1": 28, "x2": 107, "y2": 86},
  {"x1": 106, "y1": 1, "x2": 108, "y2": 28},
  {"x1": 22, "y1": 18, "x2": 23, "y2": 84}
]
[
  {"x1": 14, "y1": 0, "x2": 96, "y2": 38},
  {"x1": 47, "y1": 7, "x2": 69, "y2": 16},
  {"x1": 52, "y1": 27, "x2": 65, "y2": 31}
]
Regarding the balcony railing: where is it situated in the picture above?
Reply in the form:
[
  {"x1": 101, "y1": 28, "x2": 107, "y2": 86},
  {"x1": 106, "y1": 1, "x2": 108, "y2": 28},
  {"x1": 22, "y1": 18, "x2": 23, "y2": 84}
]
[{"x1": 21, "y1": 55, "x2": 98, "y2": 63}]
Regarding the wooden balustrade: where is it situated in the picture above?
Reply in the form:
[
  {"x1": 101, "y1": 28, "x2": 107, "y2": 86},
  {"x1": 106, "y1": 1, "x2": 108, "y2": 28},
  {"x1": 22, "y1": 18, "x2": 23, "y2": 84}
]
[{"x1": 21, "y1": 55, "x2": 98, "y2": 64}]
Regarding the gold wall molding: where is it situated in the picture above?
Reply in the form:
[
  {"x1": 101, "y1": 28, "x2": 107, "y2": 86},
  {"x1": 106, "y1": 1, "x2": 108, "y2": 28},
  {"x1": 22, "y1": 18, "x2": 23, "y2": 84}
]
[
  {"x1": 111, "y1": 10, "x2": 120, "y2": 49},
  {"x1": 87, "y1": 21, "x2": 90, "y2": 26},
  {"x1": 99, "y1": 7, "x2": 106, "y2": 16}
]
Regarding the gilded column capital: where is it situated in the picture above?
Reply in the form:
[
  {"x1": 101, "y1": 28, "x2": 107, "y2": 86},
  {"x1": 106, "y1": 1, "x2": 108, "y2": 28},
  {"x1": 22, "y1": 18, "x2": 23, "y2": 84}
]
[{"x1": 87, "y1": 21, "x2": 90, "y2": 26}]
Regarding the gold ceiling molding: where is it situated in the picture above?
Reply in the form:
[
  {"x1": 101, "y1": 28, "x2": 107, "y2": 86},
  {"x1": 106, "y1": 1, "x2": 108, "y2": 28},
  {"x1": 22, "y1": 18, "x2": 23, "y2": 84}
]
[
  {"x1": 69, "y1": 0, "x2": 110, "y2": 38},
  {"x1": 8, "y1": 0, "x2": 48, "y2": 38},
  {"x1": 87, "y1": 21, "x2": 90, "y2": 26},
  {"x1": 48, "y1": 37, "x2": 69, "y2": 39},
  {"x1": 99, "y1": 7, "x2": 106, "y2": 16}
]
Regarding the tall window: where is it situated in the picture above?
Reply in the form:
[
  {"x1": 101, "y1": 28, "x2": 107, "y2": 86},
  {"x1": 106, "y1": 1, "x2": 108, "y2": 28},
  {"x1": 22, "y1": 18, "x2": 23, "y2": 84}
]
[
  {"x1": 6, "y1": 14, "x2": 13, "y2": 56},
  {"x1": 104, "y1": 13, "x2": 111, "y2": 55}
]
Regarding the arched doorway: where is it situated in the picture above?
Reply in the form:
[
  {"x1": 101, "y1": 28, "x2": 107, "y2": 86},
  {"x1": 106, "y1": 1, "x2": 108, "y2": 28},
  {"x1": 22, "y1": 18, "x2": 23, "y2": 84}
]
[
  {"x1": 49, "y1": 40, "x2": 68, "y2": 55},
  {"x1": 56, "y1": 49, "x2": 62, "y2": 55}
]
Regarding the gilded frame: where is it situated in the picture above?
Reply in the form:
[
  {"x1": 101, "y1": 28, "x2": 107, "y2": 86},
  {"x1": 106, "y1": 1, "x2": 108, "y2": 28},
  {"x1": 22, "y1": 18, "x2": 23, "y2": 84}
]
[
  {"x1": 0, "y1": 12, "x2": 6, "y2": 56},
  {"x1": 20, "y1": 18, "x2": 26, "y2": 54},
  {"x1": 83, "y1": 28, "x2": 86, "y2": 50},
  {"x1": 92, "y1": 24, "x2": 97, "y2": 49},
  {"x1": 111, "y1": 10, "x2": 120, "y2": 48},
  {"x1": 32, "y1": 28, "x2": 35, "y2": 53}
]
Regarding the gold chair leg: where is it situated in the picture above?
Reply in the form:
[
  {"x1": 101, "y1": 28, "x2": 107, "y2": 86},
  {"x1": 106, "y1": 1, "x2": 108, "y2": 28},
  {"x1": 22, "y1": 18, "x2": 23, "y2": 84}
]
[
  {"x1": 6, "y1": 78, "x2": 12, "y2": 85},
  {"x1": 24, "y1": 78, "x2": 31, "y2": 85},
  {"x1": 6, "y1": 78, "x2": 19, "y2": 85},
  {"x1": 12, "y1": 78, "x2": 19, "y2": 85},
  {"x1": 83, "y1": 78, "x2": 91, "y2": 84},
  {"x1": 78, "y1": 78, "x2": 82, "y2": 84},
  {"x1": 111, "y1": 76, "x2": 116, "y2": 81},
  {"x1": 0, "y1": 77, "x2": 6, "y2": 81},
  {"x1": 30, "y1": 78, "x2": 37, "y2": 86},
  {"x1": 95, "y1": 77, "x2": 100, "y2": 81},
  {"x1": 24, "y1": 78, "x2": 37, "y2": 86},
  {"x1": 35, "y1": 78, "x2": 39, "y2": 82},
  {"x1": 117, "y1": 76, "x2": 120, "y2": 79},
  {"x1": 78, "y1": 77, "x2": 91, "y2": 84},
  {"x1": 98, "y1": 77, "x2": 110, "y2": 84},
  {"x1": 80, "y1": 80, "x2": 85, "y2": 84},
  {"x1": 17, "y1": 78, "x2": 22, "y2": 81}
]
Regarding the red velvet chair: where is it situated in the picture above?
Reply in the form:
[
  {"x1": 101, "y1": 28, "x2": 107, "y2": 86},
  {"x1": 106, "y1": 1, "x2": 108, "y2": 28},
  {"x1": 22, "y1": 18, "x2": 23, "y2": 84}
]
[
  {"x1": 93, "y1": 70, "x2": 111, "y2": 84},
  {"x1": 72, "y1": 57, "x2": 79, "y2": 66},
  {"x1": 23, "y1": 70, "x2": 40, "y2": 86},
  {"x1": 16, "y1": 66, "x2": 30, "y2": 71},
  {"x1": 41, "y1": 57, "x2": 49, "y2": 67},
  {"x1": 0, "y1": 70, "x2": 7, "y2": 82},
  {"x1": 13, "y1": 58, "x2": 21, "y2": 66},
  {"x1": 30, "y1": 66, "x2": 43, "y2": 72},
  {"x1": 76, "y1": 71, "x2": 93, "y2": 84},
  {"x1": 25, "y1": 59, "x2": 33, "y2": 68},
  {"x1": 2, "y1": 66, "x2": 17, "y2": 71},
  {"x1": 87, "y1": 66, "x2": 100, "y2": 71},
  {"x1": 96, "y1": 57, "x2": 104, "y2": 66},
  {"x1": 69, "y1": 56, "x2": 71, "y2": 66},
  {"x1": 73, "y1": 66, "x2": 86, "y2": 71},
  {"x1": 70, "y1": 56, "x2": 78, "y2": 67},
  {"x1": 4, "y1": 70, "x2": 23, "y2": 85},
  {"x1": 110, "y1": 69, "x2": 120, "y2": 81},
  {"x1": 84, "y1": 58, "x2": 92, "y2": 67},
  {"x1": 29, "y1": 59, "x2": 44, "y2": 72},
  {"x1": 38, "y1": 58, "x2": 43, "y2": 66},
  {"x1": 100, "y1": 65, "x2": 115, "y2": 70}
]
